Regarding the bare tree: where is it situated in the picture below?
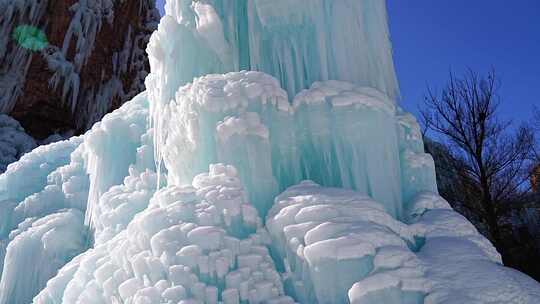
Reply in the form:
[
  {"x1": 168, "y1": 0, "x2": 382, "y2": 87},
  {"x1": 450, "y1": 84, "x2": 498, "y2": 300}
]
[
  {"x1": 533, "y1": 106, "x2": 540, "y2": 160},
  {"x1": 421, "y1": 69, "x2": 535, "y2": 251},
  {"x1": 532, "y1": 107, "x2": 540, "y2": 190}
]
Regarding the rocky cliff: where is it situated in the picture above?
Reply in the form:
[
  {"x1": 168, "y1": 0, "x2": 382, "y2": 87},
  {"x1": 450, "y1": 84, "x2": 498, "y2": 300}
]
[{"x1": 0, "y1": 0, "x2": 159, "y2": 140}]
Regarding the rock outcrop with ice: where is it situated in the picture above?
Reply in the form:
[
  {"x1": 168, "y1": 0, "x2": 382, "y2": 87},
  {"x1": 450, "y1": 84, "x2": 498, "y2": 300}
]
[
  {"x1": 35, "y1": 164, "x2": 294, "y2": 304},
  {"x1": 0, "y1": 0, "x2": 159, "y2": 139}
]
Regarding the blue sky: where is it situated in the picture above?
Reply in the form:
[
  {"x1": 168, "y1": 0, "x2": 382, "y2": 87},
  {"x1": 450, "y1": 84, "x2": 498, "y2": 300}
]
[
  {"x1": 387, "y1": 0, "x2": 540, "y2": 121},
  {"x1": 155, "y1": 1, "x2": 539, "y2": 121}
]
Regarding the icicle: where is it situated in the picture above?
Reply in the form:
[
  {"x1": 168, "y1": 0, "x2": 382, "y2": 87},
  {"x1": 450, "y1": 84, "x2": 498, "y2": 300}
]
[{"x1": 0, "y1": 0, "x2": 49, "y2": 113}]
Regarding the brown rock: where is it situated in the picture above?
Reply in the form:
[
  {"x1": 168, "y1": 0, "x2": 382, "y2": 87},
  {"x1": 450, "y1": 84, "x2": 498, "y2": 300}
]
[{"x1": 0, "y1": 0, "x2": 159, "y2": 139}]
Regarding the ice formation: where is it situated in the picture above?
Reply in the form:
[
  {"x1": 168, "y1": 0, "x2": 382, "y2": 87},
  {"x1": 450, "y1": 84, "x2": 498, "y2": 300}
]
[
  {"x1": 159, "y1": 0, "x2": 399, "y2": 99},
  {"x1": 0, "y1": 94, "x2": 150, "y2": 304},
  {"x1": 0, "y1": 114, "x2": 36, "y2": 173},
  {"x1": 154, "y1": 72, "x2": 425, "y2": 218},
  {"x1": 35, "y1": 164, "x2": 295, "y2": 304},
  {"x1": 1, "y1": 0, "x2": 540, "y2": 303}
]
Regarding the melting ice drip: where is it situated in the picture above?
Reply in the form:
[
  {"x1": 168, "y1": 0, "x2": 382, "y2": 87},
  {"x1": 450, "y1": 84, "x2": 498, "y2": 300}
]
[{"x1": 1, "y1": 1, "x2": 540, "y2": 304}]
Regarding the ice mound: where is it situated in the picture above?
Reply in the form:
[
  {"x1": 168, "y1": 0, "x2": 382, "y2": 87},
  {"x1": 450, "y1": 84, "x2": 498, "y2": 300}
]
[
  {"x1": 34, "y1": 164, "x2": 294, "y2": 304},
  {"x1": 156, "y1": 72, "x2": 435, "y2": 218},
  {"x1": 266, "y1": 181, "x2": 425, "y2": 304},
  {"x1": 145, "y1": 0, "x2": 431, "y2": 219},
  {"x1": 267, "y1": 182, "x2": 540, "y2": 304}
]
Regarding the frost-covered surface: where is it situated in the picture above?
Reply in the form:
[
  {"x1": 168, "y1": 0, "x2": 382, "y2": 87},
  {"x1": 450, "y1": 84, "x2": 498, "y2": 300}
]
[
  {"x1": 0, "y1": 114, "x2": 37, "y2": 173},
  {"x1": 1, "y1": 0, "x2": 540, "y2": 303},
  {"x1": 51, "y1": 0, "x2": 159, "y2": 130},
  {"x1": 43, "y1": 45, "x2": 81, "y2": 111},
  {"x1": 0, "y1": 0, "x2": 82, "y2": 114}
]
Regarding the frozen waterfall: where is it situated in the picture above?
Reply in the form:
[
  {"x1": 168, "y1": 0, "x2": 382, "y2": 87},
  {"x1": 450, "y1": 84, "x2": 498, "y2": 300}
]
[{"x1": 1, "y1": 1, "x2": 540, "y2": 303}]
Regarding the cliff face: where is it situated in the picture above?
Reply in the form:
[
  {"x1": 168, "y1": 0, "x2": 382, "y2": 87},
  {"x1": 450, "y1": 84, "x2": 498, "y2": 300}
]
[{"x1": 0, "y1": 0, "x2": 159, "y2": 139}]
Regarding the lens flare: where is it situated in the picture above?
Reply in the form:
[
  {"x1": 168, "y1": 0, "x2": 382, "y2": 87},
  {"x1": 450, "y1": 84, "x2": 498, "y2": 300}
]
[{"x1": 13, "y1": 25, "x2": 48, "y2": 51}]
